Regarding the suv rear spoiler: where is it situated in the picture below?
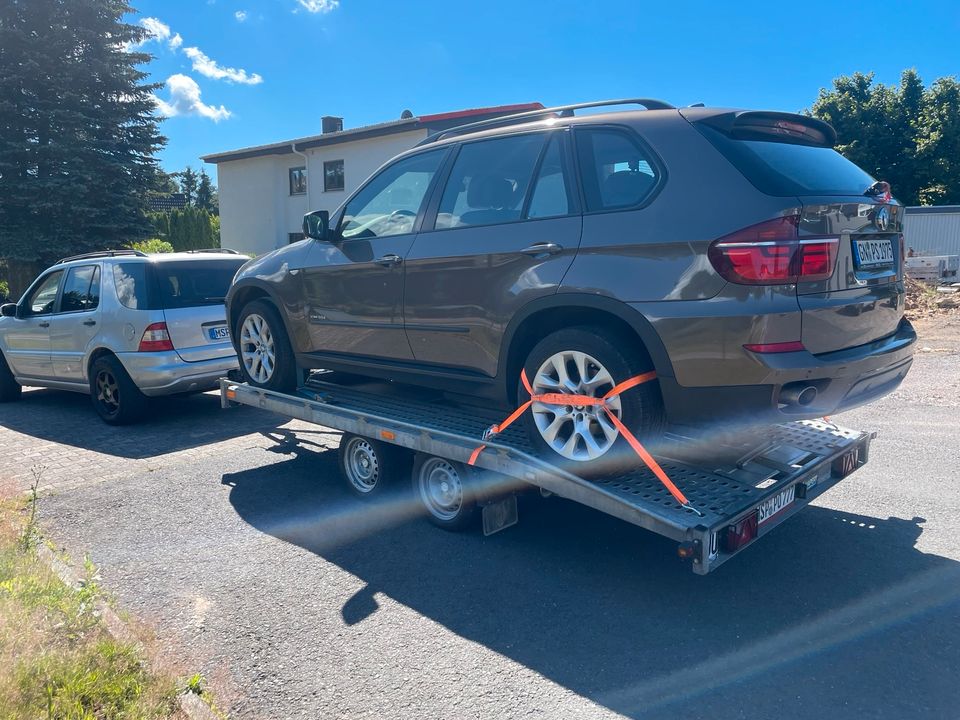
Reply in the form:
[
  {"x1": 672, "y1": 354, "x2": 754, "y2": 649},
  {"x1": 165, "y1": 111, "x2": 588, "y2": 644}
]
[{"x1": 685, "y1": 110, "x2": 837, "y2": 148}]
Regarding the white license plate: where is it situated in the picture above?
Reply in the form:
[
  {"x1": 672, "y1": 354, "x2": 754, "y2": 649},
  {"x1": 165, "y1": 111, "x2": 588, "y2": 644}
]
[
  {"x1": 207, "y1": 326, "x2": 229, "y2": 341},
  {"x1": 854, "y1": 238, "x2": 895, "y2": 268},
  {"x1": 757, "y1": 484, "x2": 796, "y2": 526}
]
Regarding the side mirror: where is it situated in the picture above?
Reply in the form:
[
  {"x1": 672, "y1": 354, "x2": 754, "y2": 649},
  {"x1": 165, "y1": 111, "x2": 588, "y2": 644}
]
[
  {"x1": 302, "y1": 210, "x2": 332, "y2": 241},
  {"x1": 0, "y1": 303, "x2": 16, "y2": 318}
]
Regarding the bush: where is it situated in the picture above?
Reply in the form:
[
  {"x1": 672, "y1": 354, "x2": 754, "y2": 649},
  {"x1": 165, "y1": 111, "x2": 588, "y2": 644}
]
[
  {"x1": 0, "y1": 279, "x2": 9, "y2": 302},
  {"x1": 128, "y1": 238, "x2": 174, "y2": 254},
  {"x1": 148, "y1": 207, "x2": 219, "y2": 252}
]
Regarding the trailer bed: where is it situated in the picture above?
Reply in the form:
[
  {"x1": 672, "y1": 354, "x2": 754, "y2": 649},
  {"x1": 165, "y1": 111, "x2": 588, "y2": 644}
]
[{"x1": 221, "y1": 375, "x2": 874, "y2": 574}]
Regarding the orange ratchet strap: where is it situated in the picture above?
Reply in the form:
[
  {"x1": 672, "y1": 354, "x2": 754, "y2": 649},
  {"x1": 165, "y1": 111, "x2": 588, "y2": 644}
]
[{"x1": 469, "y1": 370, "x2": 702, "y2": 516}]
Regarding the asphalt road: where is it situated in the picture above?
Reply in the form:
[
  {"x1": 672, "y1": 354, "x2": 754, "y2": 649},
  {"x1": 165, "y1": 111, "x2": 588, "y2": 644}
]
[{"x1": 5, "y1": 317, "x2": 958, "y2": 719}]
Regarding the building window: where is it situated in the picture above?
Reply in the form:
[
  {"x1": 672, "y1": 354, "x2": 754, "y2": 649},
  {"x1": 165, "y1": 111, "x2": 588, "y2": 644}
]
[
  {"x1": 324, "y1": 160, "x2": 344, "y2": 192},
  {"x1": 288, "y1": 232, "x2": 304, "y2": 244},
  {"x1": 289, "y1": 166, "x2": 307, "y2": 195}
]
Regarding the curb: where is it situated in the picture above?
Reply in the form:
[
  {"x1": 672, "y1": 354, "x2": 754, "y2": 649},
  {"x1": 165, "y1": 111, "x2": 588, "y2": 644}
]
[{"x1": 35, "y1": 543, "x2": 222, "y2": 720}]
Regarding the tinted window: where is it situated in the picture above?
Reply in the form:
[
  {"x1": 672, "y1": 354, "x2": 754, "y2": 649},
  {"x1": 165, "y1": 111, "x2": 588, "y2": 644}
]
[
  {"x1": 576, "y1": 128, "x2": 659, "y2": 211},
  {"x1": 341, "y1": 150, "x2": 444, "y2": 239},
  {"x1": 153, "y1": 260, "x2": 246, "y2": 309},
  {"x1": 527, "y1": 135, "x2": 572, "y2": 219},
  {"x1": 324, "y1": 159, "x2": 344, "y2": 191},
  {"x1": 114, "y1": 263, "x2": 151, "y2": 309},
  {"x1": 60, "y1": 265, "x2": 99, "y2": 313},
  {"x1": 24, "y1": 271, "x2": 63, "y2": 316},
  {"x1": 697, "y1": 125, "x2": 876, "y2": 196},
  {"x1": 436, "y1": 133, "x2": 545, "y2": 229}
]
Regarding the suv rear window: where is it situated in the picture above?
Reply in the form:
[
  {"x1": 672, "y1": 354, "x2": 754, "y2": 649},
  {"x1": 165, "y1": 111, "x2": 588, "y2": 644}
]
[
  {"x1": 696, "y1": 124, "x2": 876, "y2": 197},
  {"x1": 113, "y1": 259, "x2": 245, "y2": 310}
]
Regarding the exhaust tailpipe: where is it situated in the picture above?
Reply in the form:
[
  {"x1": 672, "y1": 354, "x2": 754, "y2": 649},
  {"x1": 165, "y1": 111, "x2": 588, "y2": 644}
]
[{"x1": 779, "y1": 384, "x2": 818, "y2": 407}]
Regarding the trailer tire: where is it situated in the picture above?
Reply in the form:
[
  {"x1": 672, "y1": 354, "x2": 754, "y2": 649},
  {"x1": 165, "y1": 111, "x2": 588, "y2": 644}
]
[
  {"x1": 412, "y1": 454, "x2": 478, "y2": 531},
  {"x1": 338, "y1": 433, "x2": 408, "y2": 498}
]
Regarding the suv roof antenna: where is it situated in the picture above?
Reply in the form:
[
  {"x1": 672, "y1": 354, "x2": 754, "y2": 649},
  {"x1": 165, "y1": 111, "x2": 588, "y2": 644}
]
[{"x1": 417, "y1": 98, "x2": 675, "y2": 146}]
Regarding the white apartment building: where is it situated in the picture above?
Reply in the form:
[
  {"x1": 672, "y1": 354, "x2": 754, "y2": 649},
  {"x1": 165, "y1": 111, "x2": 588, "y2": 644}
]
[{"x1": 202, "y1": 104, "x2": 542, "y2": 256}]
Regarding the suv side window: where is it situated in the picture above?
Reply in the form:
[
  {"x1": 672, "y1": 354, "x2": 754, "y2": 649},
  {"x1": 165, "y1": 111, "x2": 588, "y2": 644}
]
[
  {"x1": 340, "y1": 149, "x2": 445, "y2": 239},
  {"x1": 23, "y1": 271, "x2": 64, "y2": 316},
  {"x1": 113, "y1": 263, "x2": 152, "y2": 309},
  {"x1": 526, "y1": 134, "x2": 573, "y2": 220},
  {"x1": 59, "y1": 265, "x2": 100, "y2": 313},
  {"x1": 435, "y1": 133, "x2": 546, "y2": 229},
  {"x1": 575, "y1": 128, "x2": 659, "y2": 211}
]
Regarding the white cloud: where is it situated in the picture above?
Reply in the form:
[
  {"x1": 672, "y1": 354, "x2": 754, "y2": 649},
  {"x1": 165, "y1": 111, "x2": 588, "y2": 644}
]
[
  {"x1": 169, "y1": 32, "x2": 183, "y2": 49},
  {"x1": 296, "y1": 0, "x2": 339, "y2": 13},
  {"x1": 235, "y1": 10, "x2": 248, "y2": 21},
  {"x1": 153, "y1": 74, "x2": 231, "y2": 122},
  {"x1": 183, "y1": 46, "x2": 263, "y2": 85},
  {"x1": 131, "y1": 17, "x2": 183, "y2": 50}
]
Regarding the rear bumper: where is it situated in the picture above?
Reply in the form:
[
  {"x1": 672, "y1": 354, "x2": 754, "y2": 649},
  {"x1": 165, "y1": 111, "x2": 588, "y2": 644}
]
[
  {"x1": 659, "y1": 318, "x2": 916, "y2": 425},
  {"x1": 116, "y1": 350, "x2": 239, "y2": 397}
]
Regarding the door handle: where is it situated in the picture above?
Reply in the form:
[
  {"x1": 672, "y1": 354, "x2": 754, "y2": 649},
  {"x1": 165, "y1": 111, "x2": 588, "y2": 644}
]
[
  {"x1": 38, "y1": 321, "x2": 50, "y2": 328},
  {"x1": 520, "y1": 242, "x2": 563, "y2": 256},
  {"x1": 83, "y1": 320, "x2": 97, "y2": 327},
  {"x1": 375, "y1": 254, "x2": 403, "y2": 267}
]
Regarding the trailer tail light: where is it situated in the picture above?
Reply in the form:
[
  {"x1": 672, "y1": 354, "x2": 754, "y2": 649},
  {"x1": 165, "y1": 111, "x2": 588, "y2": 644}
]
[
  {"x1": 708, "y1": 215, "x2": 839, "y2": 284},
  {"x1": 138, "y1": 322, "x2": 174, "y2": 352},
  {"x1": 722, "y1": 512, "x2": 758, "y2": 553}
]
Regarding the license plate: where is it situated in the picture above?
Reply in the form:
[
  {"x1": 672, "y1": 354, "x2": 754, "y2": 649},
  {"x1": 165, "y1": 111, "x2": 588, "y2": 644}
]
[
  {"x1": 757, "y1": 484, "x2": 796, "y2": 526},
  {"x1": 853, "y1": 238, "x2": 895, "y2": 268},
  {"x1": 207, "y1": 326, "x2": 229, "y2": 341}
]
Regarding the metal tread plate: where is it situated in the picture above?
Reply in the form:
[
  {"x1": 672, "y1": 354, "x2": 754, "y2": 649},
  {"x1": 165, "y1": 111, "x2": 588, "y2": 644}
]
[{"x1": 297, "y1": 377, "x2": 866, "y2": 531}]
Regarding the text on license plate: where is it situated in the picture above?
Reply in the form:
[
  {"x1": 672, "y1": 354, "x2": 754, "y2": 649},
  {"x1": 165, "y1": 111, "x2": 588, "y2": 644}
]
[
  {"x1": 757, "y1": 484, "x2": 796, "y2": 526},
  {"x1": 207, "y1": 326, "x2": 229, "y2": 341},
  {"x1": 854, "y1": 238, "x2": 895, "y2": 267}
]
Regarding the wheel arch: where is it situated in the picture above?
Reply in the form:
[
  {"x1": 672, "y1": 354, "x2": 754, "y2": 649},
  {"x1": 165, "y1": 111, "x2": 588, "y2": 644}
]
[
  {"x1": 498, "y1": 294, "x2": 675, "y2": 405},
  {"x1": 228, "y1": 282, "x2": 275, "y2": 345},
  {"x1": 86, "y1": 346, "x2": 120, "y2": 384}
]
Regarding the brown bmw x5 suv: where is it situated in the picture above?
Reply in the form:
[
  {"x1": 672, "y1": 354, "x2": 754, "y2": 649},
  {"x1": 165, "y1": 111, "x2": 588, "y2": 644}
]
[{"x1": 226, "y1": 99, "x2": 916, "y2": 472}]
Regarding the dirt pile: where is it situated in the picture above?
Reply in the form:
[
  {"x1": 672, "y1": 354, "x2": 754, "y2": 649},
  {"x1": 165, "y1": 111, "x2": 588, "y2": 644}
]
[{"x1": 905, "y1": 276, "x2": 960, "y2": 319}]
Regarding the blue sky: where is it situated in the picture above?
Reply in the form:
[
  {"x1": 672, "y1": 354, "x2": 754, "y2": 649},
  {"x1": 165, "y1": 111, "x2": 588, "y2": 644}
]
[{"x1": 132, "y1": 0, "x2": 960, "y2": 181}]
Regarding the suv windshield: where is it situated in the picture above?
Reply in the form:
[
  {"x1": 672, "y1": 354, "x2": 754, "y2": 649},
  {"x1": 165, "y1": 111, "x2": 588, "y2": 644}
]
[
  {"x1": 113, "y1": 259, "x2": 246, "y2": 310},
  {"x1": 697, "y1": 124, "x2": 876, "y2": 197}
]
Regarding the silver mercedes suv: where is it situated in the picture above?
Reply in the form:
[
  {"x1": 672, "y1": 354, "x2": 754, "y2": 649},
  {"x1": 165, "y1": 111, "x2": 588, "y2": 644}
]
[{"x1": 0, "y1": 249, "x2": 247, "y2": 424}]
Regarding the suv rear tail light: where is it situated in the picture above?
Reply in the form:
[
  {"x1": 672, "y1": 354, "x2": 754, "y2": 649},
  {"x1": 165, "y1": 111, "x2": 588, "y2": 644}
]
[
  {"x1": 708, "y1": 215, "x2": 839, "y2": 285},
  {"x1": 138, "y1": 322, "x2": 174, "y2": 352}
]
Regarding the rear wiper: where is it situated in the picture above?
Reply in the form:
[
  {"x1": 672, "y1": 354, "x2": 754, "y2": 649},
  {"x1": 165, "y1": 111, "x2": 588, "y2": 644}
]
[{"x1": 864, "y1": 180, "x2": 891, "y2": 199}]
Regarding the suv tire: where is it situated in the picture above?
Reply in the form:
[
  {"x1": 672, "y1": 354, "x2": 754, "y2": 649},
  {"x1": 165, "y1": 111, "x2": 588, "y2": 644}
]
[
  {"x1": 236, "y1": 299, "x2": 298, "y2": 393},
  {"x1": 519, "y1": 326, "x2": 665, "y2": 475},
  {"x1": 0, "y1": 352, "x2": 22, "y2": 402},
  {"x1": 89, "y1": 355, "x2": 148, "y2": 425}
]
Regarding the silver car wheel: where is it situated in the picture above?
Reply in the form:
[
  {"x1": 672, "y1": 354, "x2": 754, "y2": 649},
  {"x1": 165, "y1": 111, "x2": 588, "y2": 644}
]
[
  {"x1": 343, "y1": 437, "x2": 380, "y2": 494},
  {"x1": 239, "y1": 313, "x2": 276, "y2": 384},
  {"x1": 530, "y1": 350, "x2": 622, "y2": 462},
  {"x1": 417, "y1": 457, "x2": 463, "y2": 521}
]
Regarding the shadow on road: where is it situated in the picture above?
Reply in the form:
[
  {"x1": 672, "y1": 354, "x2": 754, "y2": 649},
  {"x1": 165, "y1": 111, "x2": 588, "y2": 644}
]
[
  {"x1": 2, "y1": 387, "x2": 292, "y2": 459},
  {"x1": 222, "y1": 443, "x2": 960, "y2": 719}
]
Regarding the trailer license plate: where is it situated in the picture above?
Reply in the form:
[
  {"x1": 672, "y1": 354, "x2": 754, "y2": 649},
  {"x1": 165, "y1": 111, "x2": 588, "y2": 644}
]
[
  {"x1": 853, "y1": 238, "x2": 894, "y2": 268},
  {"x1": 207, "y1": 326, "x2": 229, "y2": 341},
  {"x1": 757, "y1": 484, "x2": 796, "y2": 527}
]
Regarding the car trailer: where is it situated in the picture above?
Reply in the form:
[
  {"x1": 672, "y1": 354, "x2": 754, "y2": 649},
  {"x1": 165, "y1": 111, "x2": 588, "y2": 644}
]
[{"x1": 220, "y1": 374, "x2": 875, "y2": 575}]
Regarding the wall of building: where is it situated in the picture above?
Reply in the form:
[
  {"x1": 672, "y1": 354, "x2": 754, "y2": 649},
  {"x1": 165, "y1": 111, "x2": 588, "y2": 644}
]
[
  {"x1": 214, "y1": 128, "x2": 429, "y2": 256},
  {"x1": 903, "y1": 208, "x2": 960, "y2": 256}
]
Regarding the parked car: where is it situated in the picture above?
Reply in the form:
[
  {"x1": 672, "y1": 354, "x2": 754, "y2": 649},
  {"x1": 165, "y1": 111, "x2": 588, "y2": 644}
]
[
  {"x1": 0, "y1": 249, "x2": 247, "y2": 424},
  {"x1": 225, "y1": 99, "x2": 916, "y2": 472}
]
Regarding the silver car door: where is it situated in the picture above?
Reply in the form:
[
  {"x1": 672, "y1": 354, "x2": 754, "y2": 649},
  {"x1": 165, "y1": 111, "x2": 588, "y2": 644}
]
[
  {"x1": 50, "y1": 264, "x2": 102, "y2": 384},
  {"x1": 3, "y1": 270, "x2": 63, "y2": 380}
]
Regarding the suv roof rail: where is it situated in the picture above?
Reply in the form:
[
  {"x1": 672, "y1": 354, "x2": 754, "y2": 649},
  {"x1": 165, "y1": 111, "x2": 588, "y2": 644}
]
[
  {"x1": 183, "y1": 248, "x2": 240, "y2": 254},
  {"x1": 416, "y1": 97, "x2": 676, "y2": 147},
  {"x1": 56, "y1": 249, "x2": 147, "y2": 264}
]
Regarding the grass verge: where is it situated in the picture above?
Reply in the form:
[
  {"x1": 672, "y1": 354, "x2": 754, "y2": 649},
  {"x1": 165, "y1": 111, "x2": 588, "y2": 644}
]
[{"x1": 0, "y1": 485, "x2": 187, "y2": 719}]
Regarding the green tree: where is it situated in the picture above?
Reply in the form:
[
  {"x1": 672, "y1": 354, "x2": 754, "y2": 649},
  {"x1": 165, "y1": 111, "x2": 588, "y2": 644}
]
[
  {"x1": 810, "y1": 69, "x2": 960, "y2": 205},
  {"x1": 195, "y1": 168, "x2": 218, "y2": 214},
  {"x1": 179, "y1": 166, "x2": 199, "y2": 205},
  {"x1": 0, "y1": 0, "x2": 165, "y2": 265}
]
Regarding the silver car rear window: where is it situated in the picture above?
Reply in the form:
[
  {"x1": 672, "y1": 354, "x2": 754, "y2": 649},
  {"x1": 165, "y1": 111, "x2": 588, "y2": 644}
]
[{"x1": 113, "y1": 260, "x2": 245, "y2": 310}]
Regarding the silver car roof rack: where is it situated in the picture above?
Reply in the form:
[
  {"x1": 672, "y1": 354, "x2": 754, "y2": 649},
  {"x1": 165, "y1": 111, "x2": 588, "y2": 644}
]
[
  {"x1": 416, "y1": 98, "x2": 675, "y2": 147},
  {"x1": 184, "y1": 248, "x2": 241, "y2": 254},
  {"x1": 56, "y1": 249, "x2": 147, "y2": 264}
]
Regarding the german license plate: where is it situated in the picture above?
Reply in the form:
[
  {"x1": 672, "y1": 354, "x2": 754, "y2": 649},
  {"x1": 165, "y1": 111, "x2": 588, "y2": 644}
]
[
  {"x1": 757, "y1": 484, "x2": 796, "y2": 526},
  {"x1": 207, "y1": 325, "x2": 229, "y2": 341},
  {"x1": 853, "y1": 238, "x2": 894, "y2": 268}
]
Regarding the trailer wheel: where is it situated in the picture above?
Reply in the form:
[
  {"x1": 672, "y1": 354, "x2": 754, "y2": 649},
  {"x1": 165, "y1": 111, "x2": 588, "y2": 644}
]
[
  {"x1": 338, "y1": 434, "x2": 406, "y2": 498},
  {"x1": 413, "y1": 454, "x2": 477, "y2": 531}
]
